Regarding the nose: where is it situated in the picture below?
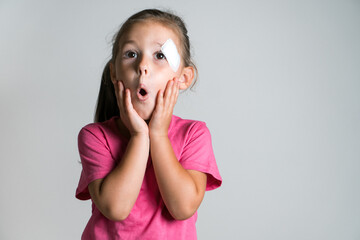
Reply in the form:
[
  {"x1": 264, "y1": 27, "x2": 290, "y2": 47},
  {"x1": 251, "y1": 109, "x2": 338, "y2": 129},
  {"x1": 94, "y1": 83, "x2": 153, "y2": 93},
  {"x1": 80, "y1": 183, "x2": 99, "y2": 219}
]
[
  {"x1": 139, "y1": 65, "x2": 148, "y2": 75},
  {"x1": 138, "y1": 55, "x2": 149, "y2": 76}
]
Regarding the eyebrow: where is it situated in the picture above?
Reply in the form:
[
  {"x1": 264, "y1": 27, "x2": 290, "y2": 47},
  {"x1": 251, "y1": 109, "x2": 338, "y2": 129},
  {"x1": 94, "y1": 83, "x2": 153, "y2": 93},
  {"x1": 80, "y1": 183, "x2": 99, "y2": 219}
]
[
  {"x1": 122, "y1": 40, "x2": 137, "y2": 46},
  {"x1": 122, "y1": 40, "x2": 164, "y2": 47}
]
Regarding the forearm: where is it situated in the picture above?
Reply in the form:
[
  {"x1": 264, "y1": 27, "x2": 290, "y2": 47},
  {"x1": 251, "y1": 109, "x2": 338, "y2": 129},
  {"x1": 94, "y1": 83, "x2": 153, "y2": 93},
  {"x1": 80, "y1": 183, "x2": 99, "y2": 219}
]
[
  {"x1": 150, "y1": 135, "x2": 202, "y2": 220},
  {"x1": 91, "y1": 134, "x2": 149, "y2": 221}
]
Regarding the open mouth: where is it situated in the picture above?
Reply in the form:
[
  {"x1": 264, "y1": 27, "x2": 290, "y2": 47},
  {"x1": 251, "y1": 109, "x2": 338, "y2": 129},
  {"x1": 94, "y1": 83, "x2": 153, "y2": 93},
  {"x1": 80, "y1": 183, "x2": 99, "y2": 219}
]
[
  {"x1": 139, "y1": 88, "x2": 147, "y2": 96},
  {"x1": 136, "y1": 86, "x2": 149, "y2": 101}
]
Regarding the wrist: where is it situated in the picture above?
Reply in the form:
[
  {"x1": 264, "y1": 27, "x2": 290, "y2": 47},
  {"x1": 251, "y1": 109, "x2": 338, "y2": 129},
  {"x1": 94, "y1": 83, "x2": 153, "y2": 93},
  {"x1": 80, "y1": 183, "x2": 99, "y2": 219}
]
[
  {"x1": 149, "y1": 131, "x2": 168, "y2": 140},
  {"x1": 130, "y1": 132, "x2": 150, "y2": 148},
  {"x1": 131, "y1": 131, "x2": 149, "y2": 138}
]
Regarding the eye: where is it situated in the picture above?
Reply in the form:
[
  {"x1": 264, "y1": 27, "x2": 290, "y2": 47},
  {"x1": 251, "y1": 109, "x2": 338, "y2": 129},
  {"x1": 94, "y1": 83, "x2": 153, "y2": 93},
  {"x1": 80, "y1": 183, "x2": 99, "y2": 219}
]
[
  {"x1": 124, "y1": 51, "x2": 137, "y2": 59},
  {"x1": 155, "y1": 52, "x2": 166, "y2": 60}
]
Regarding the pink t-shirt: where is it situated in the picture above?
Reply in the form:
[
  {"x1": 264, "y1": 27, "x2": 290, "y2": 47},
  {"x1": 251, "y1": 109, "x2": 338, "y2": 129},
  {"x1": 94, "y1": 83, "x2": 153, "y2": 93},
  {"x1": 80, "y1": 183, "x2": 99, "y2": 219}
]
[{"x1": 76, "y1": 115, "x2": 222, "y2": 240}]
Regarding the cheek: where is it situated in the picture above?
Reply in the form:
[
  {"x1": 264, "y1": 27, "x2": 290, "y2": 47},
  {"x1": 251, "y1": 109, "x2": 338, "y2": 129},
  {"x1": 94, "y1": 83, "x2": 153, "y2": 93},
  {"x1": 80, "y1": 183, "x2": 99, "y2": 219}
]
[
  {"x1": 156, "y1": 64, "x2": 177, "y2": 79},
  {"x1": 158, "y1": 75, "x2": 176, "y2": 92},
  {"x1": 117, "y1": 63, "x2": 131, "y2": 76},
  {"x1": 116, "y1": 64, "x2": 135, "y2": 83},
  {"x1": 156, "y1": 71, "x2": 174, "y2": 87}
]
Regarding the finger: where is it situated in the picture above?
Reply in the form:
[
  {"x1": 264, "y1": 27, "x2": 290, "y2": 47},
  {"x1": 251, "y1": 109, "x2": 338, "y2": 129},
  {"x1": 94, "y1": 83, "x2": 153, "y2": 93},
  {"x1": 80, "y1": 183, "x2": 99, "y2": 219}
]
[
  {"x1": 164, "y1": 80, "x2": 174, "y2": 100},
  {"x1": 171, "y1": 78, "x2": 180, "y2": 102},
  {"x1": 115, "y1": 81, "x2": 126, "y2": 114},
  {"x1": 155, "y1": 89, "x2": 164, "y2": 112},
  {"x1": 118, "y1": 81, "x2": 125, "y2": 101},
  {"x1": 113, "y1": 80, "x2": 119, "y2": 99},
  {"x1": 163, "y1": 80, "x2": 174, "y2": 109},
  {"x1": 124, "y1": 88, "x2": 134, "y2": 114},
  {"x1": 113, "y1": 81, "x2": 123, "y2": 112},
  {"x1": 173, "y1": 78, "x2": 180, "y2": 103},
  {"x1": 167, "y1": 78, "x2": 179, "y2": 109},
  {"x1": 150, "y1": 90, "x2": 162, "y2": 121}
]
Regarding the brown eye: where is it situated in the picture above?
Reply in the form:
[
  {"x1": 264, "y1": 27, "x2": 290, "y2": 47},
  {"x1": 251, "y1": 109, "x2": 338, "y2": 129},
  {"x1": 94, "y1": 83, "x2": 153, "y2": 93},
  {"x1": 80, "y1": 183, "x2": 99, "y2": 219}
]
[
  {"x1": 125, "y1": 51, "x2": 137, "y2": 58},
  {"x1": 155, "y1": 52, "x2": 166, "y2": 60}
]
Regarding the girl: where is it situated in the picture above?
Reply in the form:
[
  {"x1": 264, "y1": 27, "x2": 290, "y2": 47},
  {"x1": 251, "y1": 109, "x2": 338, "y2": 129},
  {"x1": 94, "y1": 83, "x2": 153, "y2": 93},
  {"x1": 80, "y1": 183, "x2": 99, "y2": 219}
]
[{"x1": 76, "y1": 9, "x2": 222, "y2": 240}]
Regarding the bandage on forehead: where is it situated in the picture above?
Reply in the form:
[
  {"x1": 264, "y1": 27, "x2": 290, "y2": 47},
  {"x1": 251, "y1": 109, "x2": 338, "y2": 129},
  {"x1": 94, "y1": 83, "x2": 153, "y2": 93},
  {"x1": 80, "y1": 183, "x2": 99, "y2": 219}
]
[{"x1": 161, "y1": 38, "x2": 180, "y2": 72}]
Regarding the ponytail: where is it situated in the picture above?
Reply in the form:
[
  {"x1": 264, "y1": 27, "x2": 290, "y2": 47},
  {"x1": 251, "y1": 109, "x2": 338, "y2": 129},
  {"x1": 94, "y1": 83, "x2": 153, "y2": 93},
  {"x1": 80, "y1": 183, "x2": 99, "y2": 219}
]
[{"x1": 94, "y1": 60, "x2": 119, "y2": 122}]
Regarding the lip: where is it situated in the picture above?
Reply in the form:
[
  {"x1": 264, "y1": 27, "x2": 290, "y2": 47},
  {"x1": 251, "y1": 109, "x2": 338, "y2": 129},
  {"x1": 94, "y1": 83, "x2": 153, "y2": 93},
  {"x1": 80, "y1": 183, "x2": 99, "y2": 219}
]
[{"x1": 136, "y1": 84, "x2": 150, "y2": 102}]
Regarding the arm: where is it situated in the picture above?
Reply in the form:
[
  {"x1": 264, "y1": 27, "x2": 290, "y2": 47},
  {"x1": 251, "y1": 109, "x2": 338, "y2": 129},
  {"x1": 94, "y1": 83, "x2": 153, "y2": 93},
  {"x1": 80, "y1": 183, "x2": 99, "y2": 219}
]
[
  {"x1": 88, "y1": 134, "x2": 149, "y2": 221},
  {"x1": 89, "y1": 80, "x2": 150, "y2": 221},
  {"x1": 150, "y1": 135, "x2": 207, "y2": 220},
  {"x1": 149, "y1": 79, "x2": 207, "y2": 220}
]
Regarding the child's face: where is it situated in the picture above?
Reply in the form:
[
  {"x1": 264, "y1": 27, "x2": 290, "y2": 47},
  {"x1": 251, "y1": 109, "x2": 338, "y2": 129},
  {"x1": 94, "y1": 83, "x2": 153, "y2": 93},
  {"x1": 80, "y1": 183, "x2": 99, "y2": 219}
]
[{"x1": 111, "y1": 21, "x2": 185, "y2": 120}]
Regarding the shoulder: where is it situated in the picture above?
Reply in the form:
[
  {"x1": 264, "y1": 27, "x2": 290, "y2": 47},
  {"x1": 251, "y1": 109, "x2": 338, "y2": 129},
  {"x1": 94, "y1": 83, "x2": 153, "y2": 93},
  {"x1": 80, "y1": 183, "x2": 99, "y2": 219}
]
[
  {"x1": 171, "y1": 115, "x2": 210, "y2": 135},
  {"x1": 169, "y1": 115, "x2": 212, "y2": 144},
  {"x1": 78, "y1": 117, "x2": 119, "y2": 145},
  {"x1": 80, "y1": 117, "x2": 117, "y2": 133},
  {"x1": 170, "y1": 115, "x2": 208, "y2": 133}
]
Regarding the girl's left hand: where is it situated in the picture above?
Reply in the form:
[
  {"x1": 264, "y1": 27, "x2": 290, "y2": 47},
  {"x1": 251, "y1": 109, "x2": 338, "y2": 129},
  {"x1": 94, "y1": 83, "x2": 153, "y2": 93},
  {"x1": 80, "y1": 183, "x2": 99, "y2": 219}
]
[{"x1": 149, "y1": 78, "x2": 180, "y2": 137}]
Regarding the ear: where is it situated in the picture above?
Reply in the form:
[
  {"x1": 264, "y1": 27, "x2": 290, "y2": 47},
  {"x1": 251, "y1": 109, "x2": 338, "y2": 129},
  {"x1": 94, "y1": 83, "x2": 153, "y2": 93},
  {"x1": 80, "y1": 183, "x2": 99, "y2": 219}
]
[
  {"x1": 109, "y1": 62, "x2": 117, "y2": 84},
  {"x1": 178, "y1": 66, "x2": 194, "y2": 90}
]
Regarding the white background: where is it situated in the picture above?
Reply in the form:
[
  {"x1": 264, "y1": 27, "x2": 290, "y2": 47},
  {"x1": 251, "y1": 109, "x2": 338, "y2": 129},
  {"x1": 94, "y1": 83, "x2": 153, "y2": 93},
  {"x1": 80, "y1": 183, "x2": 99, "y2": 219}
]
[{"x1": 1, "y1": 0, "x2": 359, "y2": 239}]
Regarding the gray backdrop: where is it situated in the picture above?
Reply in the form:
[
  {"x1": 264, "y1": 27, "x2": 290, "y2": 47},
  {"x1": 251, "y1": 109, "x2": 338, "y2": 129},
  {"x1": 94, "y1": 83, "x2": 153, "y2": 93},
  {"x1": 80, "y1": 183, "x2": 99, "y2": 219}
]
[{"x1": 1, "y1": 0, "x2": 359, "y2": 239}]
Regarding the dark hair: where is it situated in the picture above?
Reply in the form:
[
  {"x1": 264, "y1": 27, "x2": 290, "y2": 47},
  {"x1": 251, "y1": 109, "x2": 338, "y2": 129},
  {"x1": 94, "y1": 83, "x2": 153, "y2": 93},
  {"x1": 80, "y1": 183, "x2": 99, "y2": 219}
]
[{"x1": 94, "y1": 9, "x2": 198, "y2": 123}]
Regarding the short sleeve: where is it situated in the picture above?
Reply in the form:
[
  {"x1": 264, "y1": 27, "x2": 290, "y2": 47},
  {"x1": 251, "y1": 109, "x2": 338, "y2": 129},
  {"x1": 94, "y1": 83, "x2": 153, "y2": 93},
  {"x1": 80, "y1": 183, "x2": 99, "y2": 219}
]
[
  {"x1": 76, "y1": 126, "x2": 116, "y2": 200},
  {"x1": 179, "y1": 122, "x2": 222, "y2": 191}
]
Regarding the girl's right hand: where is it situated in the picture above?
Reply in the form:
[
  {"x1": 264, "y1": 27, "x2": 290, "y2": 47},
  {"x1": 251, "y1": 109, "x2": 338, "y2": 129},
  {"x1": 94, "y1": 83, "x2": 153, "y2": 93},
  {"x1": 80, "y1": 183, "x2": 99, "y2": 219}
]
[{"x1": 114, "y1": 80, "x2": 149, "y2": 136}]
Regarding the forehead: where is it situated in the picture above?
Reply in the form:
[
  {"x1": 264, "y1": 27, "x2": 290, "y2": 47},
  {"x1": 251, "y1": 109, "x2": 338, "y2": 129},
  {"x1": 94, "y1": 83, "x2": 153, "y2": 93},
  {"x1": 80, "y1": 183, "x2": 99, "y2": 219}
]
[{"x1": 120, "y1": 20, "x2": 181, "y2": 48}]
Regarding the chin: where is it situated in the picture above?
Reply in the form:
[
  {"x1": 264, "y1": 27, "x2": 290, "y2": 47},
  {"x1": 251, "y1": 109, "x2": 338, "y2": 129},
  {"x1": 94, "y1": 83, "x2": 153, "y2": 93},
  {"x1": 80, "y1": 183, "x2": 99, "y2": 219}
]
[
  {"x1": 135, "y1": 107, "x2": 154, "y2": 121},
  {"x1": 140, "y1": 113, "x2": 152, "y2": 121}
]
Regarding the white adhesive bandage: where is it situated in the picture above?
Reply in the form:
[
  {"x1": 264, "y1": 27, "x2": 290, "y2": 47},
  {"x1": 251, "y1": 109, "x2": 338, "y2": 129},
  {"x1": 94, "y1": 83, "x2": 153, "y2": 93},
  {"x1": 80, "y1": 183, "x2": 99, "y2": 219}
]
[{"x1": 161, "y1": 38, "x2": 180, "y2": 72}]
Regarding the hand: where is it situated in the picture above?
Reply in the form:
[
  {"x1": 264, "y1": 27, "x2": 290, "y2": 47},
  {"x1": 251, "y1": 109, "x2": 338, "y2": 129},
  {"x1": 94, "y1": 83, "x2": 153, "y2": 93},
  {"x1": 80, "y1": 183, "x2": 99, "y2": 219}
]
[
  {"x1": 149, "y1": 78, "x2": 180, "y2": 137},
  {"x1": 113, "y1": 80, "x2": 149, "y2": 136}
]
